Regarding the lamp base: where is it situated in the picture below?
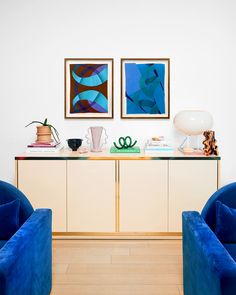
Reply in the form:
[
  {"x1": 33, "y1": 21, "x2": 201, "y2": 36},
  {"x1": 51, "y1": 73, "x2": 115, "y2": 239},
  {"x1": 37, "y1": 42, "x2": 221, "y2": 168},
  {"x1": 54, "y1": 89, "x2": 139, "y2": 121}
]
[
  {"x1": 179, "y1": 147, "x2": 204, "y2": 155},
  {"x1": 179, "y1": 135, "x2": 204, "y2": 155}
]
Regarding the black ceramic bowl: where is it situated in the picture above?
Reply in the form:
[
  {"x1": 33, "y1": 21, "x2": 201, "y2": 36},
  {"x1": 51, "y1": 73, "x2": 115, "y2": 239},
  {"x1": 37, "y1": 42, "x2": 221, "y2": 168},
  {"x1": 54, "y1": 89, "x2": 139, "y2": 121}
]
[{"x1": 67, "y1": 138, "x2": 83, "y2": 151}]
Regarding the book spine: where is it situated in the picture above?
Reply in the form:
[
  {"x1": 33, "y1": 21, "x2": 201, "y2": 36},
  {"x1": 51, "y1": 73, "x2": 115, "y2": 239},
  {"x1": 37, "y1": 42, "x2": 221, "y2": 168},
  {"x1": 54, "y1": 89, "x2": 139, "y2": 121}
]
[
  {"x1": 144, "y1": 148, "x2": 174, "y2": 151},
  {"x1": 145, "y1": 147, "x2": 173, "y2": 150},
  {"x1": 26, "y1": 146, "x2": 63, "y2": 152}
]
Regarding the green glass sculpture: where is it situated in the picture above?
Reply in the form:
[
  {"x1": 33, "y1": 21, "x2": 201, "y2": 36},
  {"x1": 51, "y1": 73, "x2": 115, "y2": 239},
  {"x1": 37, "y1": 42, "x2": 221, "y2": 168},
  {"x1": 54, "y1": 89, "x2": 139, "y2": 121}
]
[{"x1": 110, "y1": 136, "x2": 140, "y2": 153}]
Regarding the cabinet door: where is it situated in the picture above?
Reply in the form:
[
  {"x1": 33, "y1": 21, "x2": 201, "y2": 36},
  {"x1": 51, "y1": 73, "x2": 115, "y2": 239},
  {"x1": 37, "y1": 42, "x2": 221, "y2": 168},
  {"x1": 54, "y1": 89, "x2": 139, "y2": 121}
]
[
  {"x1": 120, "y1": 160, "x2": 168, "y2": 232},
  {"x1": 17, "y1": 160, "x2": 67, "y2": 232},
  {"x1": 169, "y1": 160, "x2": 218, "y2": 232},
  {"x1": 67, "y1": 160, "x2": 115, "y2": 232}
]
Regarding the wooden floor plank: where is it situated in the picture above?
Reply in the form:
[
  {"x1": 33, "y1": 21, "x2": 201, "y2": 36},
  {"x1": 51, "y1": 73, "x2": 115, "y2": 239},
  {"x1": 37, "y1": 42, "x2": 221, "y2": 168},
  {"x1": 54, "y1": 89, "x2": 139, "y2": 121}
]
[
  {"x1": 53, "y1": 273, "x2": 182, "y2": 285},
  {"x1": 67, "y1": 263, "x2": 182, "y2": 274},
  {"x1": 52, "y1": 263, "x2": 69, "y2": 274},
  {"x1": 51, "y1": 284, "x2": 180, "y2": 295},
  {"x1": 54, "y1": 246, "x2": 130, "y2": 256},
  {"x1": 53, "y1": 254, "x2": 111, "y2": 264},
  {"x1": 130, "y1": 245, "x2": 182, "y2": 256},
  {"x1": 178, "y1": 284, "x2": 184, "y2": 295},
  {"x1": 111, "y1": 255, "x2": 182, "y2": 264}
]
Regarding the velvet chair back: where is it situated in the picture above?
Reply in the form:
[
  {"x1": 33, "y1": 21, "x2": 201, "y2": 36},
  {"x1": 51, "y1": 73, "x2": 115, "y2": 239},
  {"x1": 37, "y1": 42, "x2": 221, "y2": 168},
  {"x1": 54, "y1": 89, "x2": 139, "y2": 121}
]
[
  {"x1": 0, "y1": 181, "x2": 34, "y2": 226},
  {"x1": 201, "y1": 182, "x2": 236, "y2": 231}
]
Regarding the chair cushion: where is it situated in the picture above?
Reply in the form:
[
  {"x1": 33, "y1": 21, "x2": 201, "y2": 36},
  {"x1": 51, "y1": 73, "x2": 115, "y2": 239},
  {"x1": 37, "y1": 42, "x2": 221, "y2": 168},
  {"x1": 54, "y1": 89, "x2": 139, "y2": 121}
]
[
  {"x1": 201, "y1": 182, "x2": 236, "y2": 231},
  {"x1": 0, "y1": 199, "x2": 20, "y2": 239},
  {"x1": 223, "y1": 243, "x2": 236, "y2": 262},
  {"x1": 215, "y1": 200, "x2": 236, "y2": 243},
  {"x1": 0, "y1": 181, "x2": 34, "y2": 226}
]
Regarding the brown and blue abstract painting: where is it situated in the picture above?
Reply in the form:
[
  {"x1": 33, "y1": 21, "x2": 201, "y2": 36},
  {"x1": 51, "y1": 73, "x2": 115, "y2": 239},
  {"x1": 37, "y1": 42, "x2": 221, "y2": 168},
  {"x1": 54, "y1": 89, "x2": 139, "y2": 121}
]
[
  {"x1": 122, "y1": 59, "x2": 169, "y2": 118},
  {"x1": 70, "y1": 64, "x2": 108, "y2": 114}
]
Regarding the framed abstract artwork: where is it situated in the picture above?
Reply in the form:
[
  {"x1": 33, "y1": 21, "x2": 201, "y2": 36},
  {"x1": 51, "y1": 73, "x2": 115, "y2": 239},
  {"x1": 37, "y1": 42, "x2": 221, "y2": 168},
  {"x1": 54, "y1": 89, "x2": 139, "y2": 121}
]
[
  {"x1": 65, "y1": 58, "x2": 113, "y2": 118},
  {"x1": 121, "y1": 58, "x2": 170, "y2": 119}
]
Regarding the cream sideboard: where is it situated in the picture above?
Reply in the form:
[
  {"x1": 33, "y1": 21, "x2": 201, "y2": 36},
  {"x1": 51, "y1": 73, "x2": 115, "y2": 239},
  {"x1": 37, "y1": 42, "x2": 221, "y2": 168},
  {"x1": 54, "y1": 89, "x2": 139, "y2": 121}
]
[{"x1": 15, "y1": 150, "x2": 220, "y2": 236}]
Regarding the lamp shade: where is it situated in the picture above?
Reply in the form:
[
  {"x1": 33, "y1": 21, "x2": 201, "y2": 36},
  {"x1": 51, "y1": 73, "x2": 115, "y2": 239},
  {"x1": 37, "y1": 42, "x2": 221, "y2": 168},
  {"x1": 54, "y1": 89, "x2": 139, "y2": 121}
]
[{"x1": 174, "y1": 110, "x2": 213, "y2": 135}]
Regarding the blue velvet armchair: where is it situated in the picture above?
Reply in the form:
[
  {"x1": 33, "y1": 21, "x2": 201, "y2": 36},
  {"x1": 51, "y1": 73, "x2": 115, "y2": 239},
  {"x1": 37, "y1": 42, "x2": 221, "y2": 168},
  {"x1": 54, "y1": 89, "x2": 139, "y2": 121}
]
[
  {"x1": 183, "y1": 183, "x2": 236, "y2": 295},
  {"x1": 0, "y1": 180, "x2": 52, "y2": 295}
]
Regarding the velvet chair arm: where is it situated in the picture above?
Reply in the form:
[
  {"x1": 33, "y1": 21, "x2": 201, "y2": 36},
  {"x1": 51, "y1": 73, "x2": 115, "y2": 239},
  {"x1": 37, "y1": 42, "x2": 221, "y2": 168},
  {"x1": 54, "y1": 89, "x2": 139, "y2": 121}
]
[
  {"x1": 183, "y1": 211, "x2": 236, "y2": 295},
  {"x1": 0, "y1": 209, "x2": 52, "y2": 295}
]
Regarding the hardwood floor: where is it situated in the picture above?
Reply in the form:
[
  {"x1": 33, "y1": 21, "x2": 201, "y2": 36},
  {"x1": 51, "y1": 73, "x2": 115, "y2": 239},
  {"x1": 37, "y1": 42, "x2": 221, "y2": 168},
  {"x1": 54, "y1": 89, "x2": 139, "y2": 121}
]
[{"x1": 51, "y1": 239, "x2": 183, "y2": 295}]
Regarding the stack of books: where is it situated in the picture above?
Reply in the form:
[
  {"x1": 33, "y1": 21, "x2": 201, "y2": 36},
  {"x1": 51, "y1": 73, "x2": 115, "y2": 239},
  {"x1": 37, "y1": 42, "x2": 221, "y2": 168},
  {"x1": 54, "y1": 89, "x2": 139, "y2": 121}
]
[
  {"x1": 144, "y1": 137, "x2": 174, "y2": 153},
  {"x1": 26, "y1": 142, "x2": 63, "y2": 152}
]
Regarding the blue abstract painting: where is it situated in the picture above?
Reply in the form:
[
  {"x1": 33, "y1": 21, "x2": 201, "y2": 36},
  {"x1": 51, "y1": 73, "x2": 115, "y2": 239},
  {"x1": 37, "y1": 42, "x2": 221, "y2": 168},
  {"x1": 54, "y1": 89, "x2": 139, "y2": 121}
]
[{"x1": 122, "y1": 61, "x2": 169, "y2": 118}]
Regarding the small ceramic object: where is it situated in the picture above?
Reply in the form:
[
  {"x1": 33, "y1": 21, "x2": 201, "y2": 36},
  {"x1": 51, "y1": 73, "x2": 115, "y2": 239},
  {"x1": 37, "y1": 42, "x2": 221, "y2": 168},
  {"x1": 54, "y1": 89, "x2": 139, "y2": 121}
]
[
  {"x1": 78, "y1": 146, "x2": 89, "y2": 153},
  {"x1": 113, "y1": 136, "x2": 137, "y2": 149},
  {"x1": 67, "y1": 138, "x2": 83, "y2": 151},
  {"x1": 36, "y1": 126, "x2": 52, "y2": 143},
  {"x1": 152, "y1": 136, "x2": 164, "y2": 141},
  {"x1": 85, "y1": 126, "x2": 108, "y2": 152},
  {"x1": 203, "y1": 130, "x2": 219, "y2": 156}
]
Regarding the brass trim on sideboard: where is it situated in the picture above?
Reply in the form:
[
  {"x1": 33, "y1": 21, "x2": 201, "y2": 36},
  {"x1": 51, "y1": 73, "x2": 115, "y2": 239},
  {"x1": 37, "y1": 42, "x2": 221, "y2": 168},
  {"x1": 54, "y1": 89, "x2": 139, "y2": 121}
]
[
  {"x1": 115, "y1": 160, "x2": 120, "y2": 232},
  {"x1": 52, "y1": 232, "x2": 182, "y2": 237},
  {"x1": 15, "y1": 160, "x2": 19, "y2": 187},
  {"x1": 217, "y1": 159, "x2": 221, "y2": 189},
  {"x1": 15, "y1": 156, "x2": 221, "y2": 160}
]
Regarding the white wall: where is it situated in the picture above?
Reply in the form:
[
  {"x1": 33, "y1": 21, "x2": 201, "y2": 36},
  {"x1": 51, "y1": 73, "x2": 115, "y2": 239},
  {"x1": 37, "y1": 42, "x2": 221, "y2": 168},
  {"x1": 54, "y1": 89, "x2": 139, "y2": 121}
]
[{"x1": 0, "y1": 0, "x2": 235, "y2": 185}]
